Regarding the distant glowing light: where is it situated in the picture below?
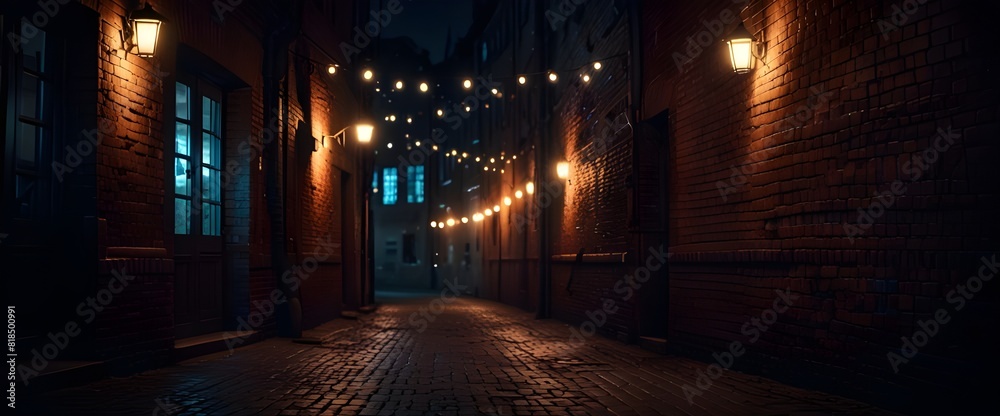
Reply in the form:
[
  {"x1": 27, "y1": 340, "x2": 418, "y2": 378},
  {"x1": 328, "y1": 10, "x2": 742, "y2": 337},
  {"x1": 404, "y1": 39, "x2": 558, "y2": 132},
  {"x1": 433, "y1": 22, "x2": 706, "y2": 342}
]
[
  {"x1": 463, "y1": 79, "x2": 473, "y2": 89},
  {"x1": 395, "y1": 80, "x2": 404, "y2": 89},
  {"x1": 515, "y1": 190, "x2": 523, "y2": 199},
  {"x1": 526, "y1": 182, "x2": 534, "y2": 194},
  {"x1": 504, "y1": 197, "x2": 512, "y2": 206},
  {"x1": 363, "y1": 69, "x2": 374, "y2": 80},
  {"x1": 518, "y1": 75, "x2": 526, "y2": 85},
  {"x1": 461, "y1": 217, "x2": 469, "y2": 224}
]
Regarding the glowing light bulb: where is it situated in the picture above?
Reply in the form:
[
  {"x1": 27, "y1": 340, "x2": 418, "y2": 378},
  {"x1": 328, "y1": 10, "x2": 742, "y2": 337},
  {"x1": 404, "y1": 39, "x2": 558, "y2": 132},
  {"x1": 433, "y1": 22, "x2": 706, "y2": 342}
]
[
  {"x1": 515, "y1": 190, "x2": 523, "y2": 199},
  {"x1": 548, "y1": 71, "x2": 558, "y2": 82},
  {"x1": 518, "y1": 75, "x2": 526, "y2": 85},
  {"x1": 504, "y1": 197, "x2": 512, "y2": 206},
  {"x1": 463, "y1": 79, "x2": 472, "y2": 89},
  {"x1": 594, "y1": 62, "x2": 602, "y2": 70},
  {"x1": 461, "y1": 217, "x2": 469, "y2": 224},
  {"x1": 526, "y1": 182, "x2": 534, "y2": 194},
  {"x1": 395, "y1": 80, "x2": 403, "y2": 89},
  {"x1": 363, "y1": 69, "x2": 373, "y2": 80},
  {"x1": 419, "y1": 82, "x2": 429, "y2": 92},
  {"x1": 430, "y1": 221, "x2": 437, "y2": 228},
  {"x1": 493, "y1": 205, "x2": 501, "y2": 212},
  {"x1": 327, "y1": 65, "x2": 337, "y2": 75}
]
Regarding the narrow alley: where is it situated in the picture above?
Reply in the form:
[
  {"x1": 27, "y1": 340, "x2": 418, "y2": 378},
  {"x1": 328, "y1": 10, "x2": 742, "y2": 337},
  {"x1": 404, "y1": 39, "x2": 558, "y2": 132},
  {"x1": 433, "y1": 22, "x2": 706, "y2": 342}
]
[{"x1": 21, "y1": 294, "x2": 888, "y2": 415}]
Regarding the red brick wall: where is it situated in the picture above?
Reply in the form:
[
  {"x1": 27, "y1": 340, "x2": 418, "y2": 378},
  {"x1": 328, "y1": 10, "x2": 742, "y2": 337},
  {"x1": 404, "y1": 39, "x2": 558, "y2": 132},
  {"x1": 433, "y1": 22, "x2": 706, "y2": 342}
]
[
  {"x1": 642, "y1": 0, "x2": 1000, "y2": 411},
  {"x1": 547, "y1": 0, "x2": 638, "y2": 339}
]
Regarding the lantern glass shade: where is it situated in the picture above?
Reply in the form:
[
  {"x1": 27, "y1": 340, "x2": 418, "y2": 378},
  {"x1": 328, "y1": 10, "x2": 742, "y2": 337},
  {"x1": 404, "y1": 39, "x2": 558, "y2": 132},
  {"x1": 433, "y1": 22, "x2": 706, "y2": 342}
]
[
  {"x1": 726, "y1": 23, "x2": 755, "y2": 74},
  {"x1": 131, "y1": 4, "x2": 166, "y2": 57},
  {"x1": 556, "y1": 162, "x2": 570, "y2": 179},
  {"x1": 355, "y1": 124, "x2": 374, "y2": 143}
]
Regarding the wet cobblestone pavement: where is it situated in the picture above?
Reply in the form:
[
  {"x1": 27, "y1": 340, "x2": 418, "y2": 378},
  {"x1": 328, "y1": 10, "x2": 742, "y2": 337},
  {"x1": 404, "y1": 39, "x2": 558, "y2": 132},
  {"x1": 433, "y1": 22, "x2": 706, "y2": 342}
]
[{"x1": 20, "y1": 293, "x2": 891, "y2": 415}]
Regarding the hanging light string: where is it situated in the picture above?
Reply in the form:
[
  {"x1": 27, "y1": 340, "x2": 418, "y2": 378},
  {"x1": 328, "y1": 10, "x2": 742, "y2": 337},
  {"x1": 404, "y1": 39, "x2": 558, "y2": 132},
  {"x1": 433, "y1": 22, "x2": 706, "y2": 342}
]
[{"x1": 429, "y1": 179, "x2": 538, "y2": 230}]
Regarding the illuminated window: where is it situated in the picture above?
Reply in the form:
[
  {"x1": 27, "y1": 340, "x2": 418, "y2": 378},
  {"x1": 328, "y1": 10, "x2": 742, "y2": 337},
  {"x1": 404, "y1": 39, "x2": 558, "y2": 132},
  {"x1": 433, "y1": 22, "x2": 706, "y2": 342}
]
[
  {"x1": 382, "y1": 167, "x2": 397, "y2": 205},
  {"x1": 406, "y1": 165, "x2": 424, "y2": 203},
  {"x1": 174, "y1": 79, "x2": 222, "y2": 236}
]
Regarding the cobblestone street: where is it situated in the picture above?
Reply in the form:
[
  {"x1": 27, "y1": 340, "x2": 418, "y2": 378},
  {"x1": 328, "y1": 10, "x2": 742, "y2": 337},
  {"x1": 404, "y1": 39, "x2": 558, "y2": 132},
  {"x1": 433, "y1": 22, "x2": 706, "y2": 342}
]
[{"x1": 20, "y1": 293, "x2": 891, "y2": 415}]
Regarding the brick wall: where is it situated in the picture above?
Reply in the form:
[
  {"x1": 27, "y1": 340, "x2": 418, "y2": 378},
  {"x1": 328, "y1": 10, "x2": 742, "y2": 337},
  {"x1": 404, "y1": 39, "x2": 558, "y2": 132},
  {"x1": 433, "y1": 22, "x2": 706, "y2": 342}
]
[
  {"x1": 642, "y1": 0, "x2": 1000, "y2": 412},
  {"x1": 546, "y1": 0, "x2": 638, "y2": 337}
]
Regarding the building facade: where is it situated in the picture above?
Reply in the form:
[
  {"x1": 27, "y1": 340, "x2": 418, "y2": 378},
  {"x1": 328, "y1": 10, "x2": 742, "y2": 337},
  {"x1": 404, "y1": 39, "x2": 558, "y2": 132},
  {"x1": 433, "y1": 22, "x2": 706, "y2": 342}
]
[
  {"x1": 2, "y1": 0, "x2": 375, "y2": 379},
  {"x1": 459, "y1": 0, "x2": 999, "y2": 413}
]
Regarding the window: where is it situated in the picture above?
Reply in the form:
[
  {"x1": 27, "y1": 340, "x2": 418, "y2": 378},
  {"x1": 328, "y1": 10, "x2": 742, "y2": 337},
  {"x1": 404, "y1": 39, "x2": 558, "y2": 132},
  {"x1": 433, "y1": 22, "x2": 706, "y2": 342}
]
[
  {"x1": 406, "y1": 165, "x2": 424, "y2": 203},
  {"x1": 402, "y1": 233, "x2": 416, "y2": 264},
  {"x1": 174, "y1": 79, "x2": 223, "y2": 236},
  {"x1": 7, "y1": 25, "x2": 54, "y2": 221},
  {"x1": 382, "y1": 167, "x2": 397, "y2": 205}
]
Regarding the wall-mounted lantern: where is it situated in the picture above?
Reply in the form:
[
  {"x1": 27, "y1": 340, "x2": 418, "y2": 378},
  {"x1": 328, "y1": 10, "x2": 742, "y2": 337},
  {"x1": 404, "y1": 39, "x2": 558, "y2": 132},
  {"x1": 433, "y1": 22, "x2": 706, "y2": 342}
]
[
  {"x1": 725, "y1": 22, "x2": 764, "y2": 74},
  {"x1": 319, "y1": 123, "x2": 374, "y2": 151},
  {"x1": 124, "y1": 3, "x2": 167, "y2": 57},
  {"x1": 556, "y1": 161, "x2": 570, "y2": 180}
]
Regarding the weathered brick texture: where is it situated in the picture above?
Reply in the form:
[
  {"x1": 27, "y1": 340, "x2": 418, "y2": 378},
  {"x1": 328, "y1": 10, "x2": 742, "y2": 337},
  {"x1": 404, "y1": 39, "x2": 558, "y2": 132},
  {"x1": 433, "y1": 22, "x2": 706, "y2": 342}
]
[{"x1": 642, "y1": 0, "x2": 1000, "y2": 412}]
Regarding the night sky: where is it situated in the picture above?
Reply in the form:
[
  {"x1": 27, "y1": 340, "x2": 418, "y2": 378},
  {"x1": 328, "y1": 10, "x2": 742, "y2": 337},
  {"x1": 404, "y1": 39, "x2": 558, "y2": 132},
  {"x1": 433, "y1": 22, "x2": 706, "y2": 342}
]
[{"x1": 379, "y1": 0, "x2": 475, "y2": 63}]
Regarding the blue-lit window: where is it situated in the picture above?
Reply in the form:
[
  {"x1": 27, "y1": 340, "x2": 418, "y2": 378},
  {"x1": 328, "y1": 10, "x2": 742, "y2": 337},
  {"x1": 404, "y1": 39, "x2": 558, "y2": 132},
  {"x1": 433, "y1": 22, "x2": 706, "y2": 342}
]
[
  {"x1": 382, "y1": 167, "x2": 397, "y2": 205},
  {"x1": 407, "y1": 165, "x2": 424, "y2": 203}
]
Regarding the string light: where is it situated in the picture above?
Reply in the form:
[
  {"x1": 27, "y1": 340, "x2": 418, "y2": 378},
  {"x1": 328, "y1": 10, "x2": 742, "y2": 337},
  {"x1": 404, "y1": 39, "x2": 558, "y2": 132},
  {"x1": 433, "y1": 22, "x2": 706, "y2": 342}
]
[
  {"x1": 493, "y1": 204, "x2": 501, "y2": 212},
  {"x1": 419, "y1": 82, "x2": 429, "y2": 92},
  {"x1": 446, "y1": 218, "x2": 455, "y2": 227},
  {"x1": 430, "y1": 221, "x2": 437, "y2": 227},
  {"x1": 363, "y1": 69, "x2": 373, "y2": 80},
  {"x1": 463, "y1": 79, "x2": 473, "y2": 89},
  {"x1": 395, "y1": 80, "x2": 404, "y2": 89},
  {"x1": 594, "y1": 62, "x2": 602, "y2": 70},
  {"x1": 461, "y1": 217, "x2": 469, "y2": 224},
  {"x1": 504, "y1": 197, "x2": 512, "y2": 206},
  {"x1": 582, "y1": 74, "x2": 591, "y2": 83},
  {"x1": 526, "y1": 182, "x2": 534, "y2": 194},
  {"x1": 436, "y1": 109, "x2": 444, "y2": 117},
  {"x1": 327, "y1": 65, "x2": 337, "y2": 75},
  {"x1": 515, "y1": 190, "x2": 523, "y2": 199},
  {"x1": 518, "y1": 75, "x2": 526, "y2": 85},
  {"x1": 548, "y1": 71, "x2": 558, "y2": 82}
]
